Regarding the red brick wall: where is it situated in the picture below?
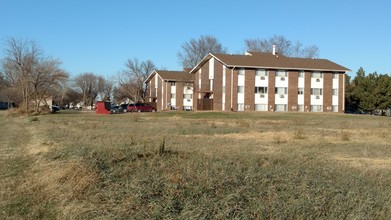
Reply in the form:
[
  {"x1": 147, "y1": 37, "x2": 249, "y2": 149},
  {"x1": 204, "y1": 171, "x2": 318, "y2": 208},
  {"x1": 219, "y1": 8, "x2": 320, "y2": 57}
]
[
  {"x1": 244, "y1": 69, "x2": 255, "y2": 111},
  {"x1": 176, "y1": 82, "x2": 184, "y2": 111},
  {"x1": 201, "y1": 61, "x2": 210, "y2": 92},
  {"x1": 225, "y1": 67, "x2": 232, "y2": 111},
  {"x1": 213, "y1": 61, "x2": 223, "y2": 111},
  {"x1": 304, "y1": 71, "x2": 311, "y2": 112},
  {"x1": 232, "y1": 69, "x2": 238, "y2": 111},
  {"x1": 193, "y1": 72, "x2": 199, "y2": 110},
  {"x1": 338, "y1": 73, "x2": 345, "y2": 113},
  {"x1": 288, "y1": 70, "x2": 298, "y2": 111},
  {"x1": 268, "y1": 70, "x2": 276, "y2": 111},
  {"x1": 157, "y1": 77, "x2": 163, "y2": 111},
  {"x1": 323, "y1": 72, "x2": 333, "y2": 112}
]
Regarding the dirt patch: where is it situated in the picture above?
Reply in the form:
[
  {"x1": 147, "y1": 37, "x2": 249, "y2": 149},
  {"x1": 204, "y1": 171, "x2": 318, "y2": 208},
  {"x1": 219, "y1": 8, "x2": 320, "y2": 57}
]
[{"x1": 333, "y1": 155, "x2": 391, "y2": 170}]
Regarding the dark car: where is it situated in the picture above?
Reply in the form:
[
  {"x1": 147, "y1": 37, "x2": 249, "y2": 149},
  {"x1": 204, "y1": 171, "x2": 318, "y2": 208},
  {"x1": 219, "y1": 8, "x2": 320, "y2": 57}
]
[
  {"x1": 119, "y1": 104, "x2": 129, "y2": 113},
  {"x1": 127, "y1": 103, "x2": 156, "y2": 112},
  {"x1": 110, "y1": 105, "x2": 121, "y2": 113},
  {"x1": 51, "y1": 105, "x2": 61, "y2": 113}
]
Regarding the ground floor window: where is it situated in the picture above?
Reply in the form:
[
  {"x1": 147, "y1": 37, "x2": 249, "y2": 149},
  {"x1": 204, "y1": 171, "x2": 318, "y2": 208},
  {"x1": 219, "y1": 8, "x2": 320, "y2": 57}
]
[
  {"x1": 297, "y1": 105, "x2": 304, "y2": 112},
  {"x1": 311, "y1": 105, "x2": 322, "y2": 112},
  {"x1": 275, "y1": 104, "x2": 287, "y2": 112},
  {"x1": 237, "y1": 103, "x2": 244, "y2": 111},
  {"x1": 332, "y1": 105, "x2": 338, "y2": 112},
  {"x1": 255, "y1": 104, "x2": 268, "y2": 111},
  {"x1": 183, "y1": 106, "x2": 192, "y2": 111}
]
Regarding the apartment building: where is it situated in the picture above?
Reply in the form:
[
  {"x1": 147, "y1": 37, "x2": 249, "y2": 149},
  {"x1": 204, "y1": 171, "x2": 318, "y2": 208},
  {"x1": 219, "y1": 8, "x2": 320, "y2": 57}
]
[
  {"x1": 189, "y1": 51, "x2": 350, "y2": 112},
  {"x1": 145, "y1": 70, "x2": 194, "y2": 111}
]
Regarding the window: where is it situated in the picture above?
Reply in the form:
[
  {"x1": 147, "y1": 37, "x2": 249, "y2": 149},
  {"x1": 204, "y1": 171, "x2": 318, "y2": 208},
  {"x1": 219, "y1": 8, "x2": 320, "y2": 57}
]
[
  {"x1": 275, "y1": 104, "x2": 287, "y2": 112},
  {"x1": 312, "y1": 72, "x2": 323, "y2": 79},
  {"x1": 237, "y1": 103, "x2": 244, "y2": 111},
  {"x1": 171, "y1": 82, "x2": 176, "y2": 86},
  {"x1": 297, "y1": 105, "x2": 304, "y2": 112},
  {"x1": 256, "y1": 69, "x2": 267, "y2": 77},
  {"x1": 299, "y1": 71, "x2": 304, "y2": 78},
  {"x1": 275, "y1": 87, "x2": 287, "y2": 95},
  {"x1": 298, "y1": 88, "x2": 304, "y2": 95},
  {"x1": 333, "y1": 89, "x2": 338, "y2": 96},
  {"x1": 255, "y1": 104, "x2": 268, "y2": 111},
  {"x1": 237, "y1": 86, "x2": 244, "y2": 93},
  {"x1": 332, "y1": 105, "x2": 338, "y2": 112},
  {"x1": 183, "y1": 94, "x2": 193, "y2": 99},
  {"x1": 311, "y1": 105, "x2": 322, "y2": 112},
  {"x1": 238, "y1": 68, "x2": 245, "y2": 75},
  {"x1": 255, "y1": 87, "x2": 268, "y2": 94},
  {"x1": 333, "y1": 73, "x2": 339, "y2": 79},
  {"x1": 310, "y1": 88, "x2": 323, "y2": 96},
  {"x1": 170, "y1": 93, "x2": 176, "y2": 99},
  {"x1": 276, "y1": 70, "x2": 287, "y2": 77}
]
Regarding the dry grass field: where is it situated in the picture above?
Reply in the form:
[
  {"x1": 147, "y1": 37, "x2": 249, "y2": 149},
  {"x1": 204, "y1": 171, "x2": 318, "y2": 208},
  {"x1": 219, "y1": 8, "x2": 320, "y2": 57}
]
[{"x1": 1, "y1": 110, "x2": 391, "y2": 219}]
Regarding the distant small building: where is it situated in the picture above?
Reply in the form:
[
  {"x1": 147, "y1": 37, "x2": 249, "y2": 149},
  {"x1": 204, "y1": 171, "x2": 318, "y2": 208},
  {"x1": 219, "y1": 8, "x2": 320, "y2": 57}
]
[{"x1": 145, "y1": 70, "x2": 194, "y2": 111}]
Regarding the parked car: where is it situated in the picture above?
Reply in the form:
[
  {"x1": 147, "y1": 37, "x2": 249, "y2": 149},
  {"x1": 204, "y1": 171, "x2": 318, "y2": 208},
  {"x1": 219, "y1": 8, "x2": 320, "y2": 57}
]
[
  {"x1": 51, "y1": 105, "x2": 61, "y2": 113},
  {"x1": 120, "y1": 104, "x2": 129, "y2": 113},
  {"x1": 110, "y1": 105, "x2": 121, "y2": 113},
  {"x1": 127, "y1": 103, "x2": 156, "y2": 112}
]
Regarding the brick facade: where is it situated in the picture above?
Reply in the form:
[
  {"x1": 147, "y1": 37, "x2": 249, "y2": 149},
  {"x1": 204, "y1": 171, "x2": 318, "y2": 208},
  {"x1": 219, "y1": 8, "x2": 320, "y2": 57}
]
[
  {"x1": 288, "y1": 70, "x2": 298, "y2": 111},
  {"x1": 213, "y1": 61, "x2": 223, "y2": 111},
  {"x1": 304, "y1": 71, "x2": 311, "y2": 112},
  {"x1": 323, "y1": 72, "x2": 333, "y2": 112},
  {"x1": 244, "y1": 69, "x2": 255, "y2": 111},
  {"x1": 338, "y1": 73, "x2": 344, "y2": 113}
]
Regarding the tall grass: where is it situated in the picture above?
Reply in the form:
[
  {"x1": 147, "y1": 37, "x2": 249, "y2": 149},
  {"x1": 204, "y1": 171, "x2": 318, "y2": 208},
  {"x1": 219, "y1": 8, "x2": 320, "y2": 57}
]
[{"x1": 1, "y1": 111, "x2": 390, "y2": 219}]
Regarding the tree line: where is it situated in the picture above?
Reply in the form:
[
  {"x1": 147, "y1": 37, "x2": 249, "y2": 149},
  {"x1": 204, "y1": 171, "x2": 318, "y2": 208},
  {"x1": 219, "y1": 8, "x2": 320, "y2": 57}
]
[
  {"x1": 345, "y1": 67, "x2": 391, "y2": 113},
  {"x1": 0, "y1": 35, "x2": 321, "y2": 113}
]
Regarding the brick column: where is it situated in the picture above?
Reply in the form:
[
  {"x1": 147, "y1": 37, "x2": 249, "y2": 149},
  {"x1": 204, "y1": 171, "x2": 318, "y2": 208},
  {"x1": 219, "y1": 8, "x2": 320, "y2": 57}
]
[
  {"x1": 244, "y1": 69, "x2": 255, "y2": 111},
  {"x1": 288, "y1": 71, "x2": 298, "y2": 111},
  {"x1": 176, "y1": 82, "x2": 184, "y2": 111},
  {"x1": 304, "y1": 71, "x2": 311, "y2": 112},
  {"x1": 213, "y1": 62, "x2": 223, "y2": 111},
  {"x1": 338, "y1": 73, "x2": 345, "y2": 113},
  {"x1": 323, "y1": 72, "x2": 333, "y2": 112}
]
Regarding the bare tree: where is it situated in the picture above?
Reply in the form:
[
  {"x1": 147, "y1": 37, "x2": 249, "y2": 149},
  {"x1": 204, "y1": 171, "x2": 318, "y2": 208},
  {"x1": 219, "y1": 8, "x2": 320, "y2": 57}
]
[
  {"x1": 119, "y1": 58, "x2": 155, "y2": 102},
  {"x1": 1, "y1": 38, "x2": 69, "y2": 112},
  {"x1": 177, "y1": 35, "x2": 227, "y2": 68},
  {"x1": 73, "y1": 73, "x2": 104, "y2": 108},
  {"x1": 244, "y1": 35, "x2": 320, "y2": 58}
]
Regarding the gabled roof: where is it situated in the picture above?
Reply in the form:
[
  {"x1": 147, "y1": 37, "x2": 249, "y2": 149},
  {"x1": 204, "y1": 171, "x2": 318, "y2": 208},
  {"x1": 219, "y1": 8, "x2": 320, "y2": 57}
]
[
  {"x1": 190, "y1": 51, "x2": 351, "y2": 73},
  {"x1": 144, "y1": 70, "x2": 194, "y2": 84}
]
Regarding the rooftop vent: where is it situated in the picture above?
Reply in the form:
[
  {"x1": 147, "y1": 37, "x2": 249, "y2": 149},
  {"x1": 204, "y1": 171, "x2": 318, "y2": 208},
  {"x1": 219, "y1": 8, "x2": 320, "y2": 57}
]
[{"x1": 272, "y1": 45, "x2": 276, "y2": 55}]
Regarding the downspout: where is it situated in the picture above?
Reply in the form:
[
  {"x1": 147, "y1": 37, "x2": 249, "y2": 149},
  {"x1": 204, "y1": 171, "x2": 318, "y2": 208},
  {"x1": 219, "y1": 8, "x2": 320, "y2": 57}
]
[
  {"x1": 231, "y1": 66, "x2": 235, "y2": 111},
  {"x1": 165, "y1": 80, "x2": 168, "y2": 111}
]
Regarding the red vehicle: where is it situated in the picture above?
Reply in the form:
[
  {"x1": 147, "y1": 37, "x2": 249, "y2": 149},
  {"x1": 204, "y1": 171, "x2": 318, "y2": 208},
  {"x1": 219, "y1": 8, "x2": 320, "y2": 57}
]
[{"x1": 127, "y1": 103, "x2": 156, "y2": 112}]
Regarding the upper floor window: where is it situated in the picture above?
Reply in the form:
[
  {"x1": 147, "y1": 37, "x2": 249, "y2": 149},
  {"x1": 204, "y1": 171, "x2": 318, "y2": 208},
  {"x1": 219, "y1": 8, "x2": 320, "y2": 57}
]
[
  {"x1": 333, "y1": 73, "x2": 339, "y2": 79},
  {"x1": 298, "y1": 88, "x2": 304, "y2": 95},
  {"x1": 255, "y1": 87, "x2": 268, "y2": 94},
  {"x1": 171, "y1": 82, "x2": 176, "y2": 86},
  {"x1": 299, "y1": 71, "x2": 304, "y2": 78},
  {"x1": 256, "y1": 69, "x2": 267, "y2": 77},
  {"x1": 310, "y1": 88, "x2": 323, "y2": 96},
  {"x1": 312, "y1": 72, "x2": 323, "y2": 79},
  {"x1": 276, "y1": 70, "x2": 287, "y2": 77},
  {"x1": 238, "y1": 68, "x2": 245, "y2": 75},
  {"x1": 275, "y1": 87, "x2": 287, "y2": 95},
  {"x1": 332, "y1": 89, "x2": 338, "y2": 96},
  {"x1": 237, "y1": 86, "x2": 244, "y2": 93}
]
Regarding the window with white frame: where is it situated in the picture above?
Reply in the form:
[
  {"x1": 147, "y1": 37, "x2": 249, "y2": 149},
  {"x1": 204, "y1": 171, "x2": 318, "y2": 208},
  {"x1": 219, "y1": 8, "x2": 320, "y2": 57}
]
[
  {"x1": 256, "y1": 69, "x2": 267, "y2": 77},
  {"x1": 237, "y1": 103, "x2": 244, "y2": 111},
  {"x1": 299, "y1": 71, "x2": 304, "y2": 78},
  {"x1": 310, "y1": 88, "x2": 323, "y2": 95},
  {"x1": 171, "y1": 82, "x2": 176, "y2": 86},
  {"x1": 276, "y1": 70, "x2": 287, "y2": 77},
  {"x1": 332, "y1": 105, "x2": 338, "y2": 112},
  {"x1": 312, "y1": 72, "x2": 323, "y2": 78},
  {"x1": 333, "y1": 73, "x2": 339, "y2": 79},
  {"x1": 255, "y1": 104, "x2": 268, "y2": 111},
  {"x1": 255, "y1": 87, "x2": 268, "y2": 94},
  {"x1": 237, "y1": 86, "x2": 244, "y2": 93},
  {"x1": 275, "y1": 104, "x2": 287, "y2": 112},
  {"x1": 183, "y1": 94, "x2": 193, "y2": 99},
  {"x1": 238, "y1": 68, "x2": 245, "y2": 75},
  {"x1": 275, "y1": 87, "x2": 287, "y2": 95},
  {"x1": 297, "y1": 105, "x2": 304, "y2": 112},
  {"x1": 332, "y1": 89, "x2": 338, "y2": 96},
  {"x1": 310, "y1": 105, "x2": 322, "y2": 112},
  {"x1": 298, "y1": 88, "x2": 304, "y2": 95},
  {"x1": 170, "y1": 93, "x2": 176, "y2": 99}
]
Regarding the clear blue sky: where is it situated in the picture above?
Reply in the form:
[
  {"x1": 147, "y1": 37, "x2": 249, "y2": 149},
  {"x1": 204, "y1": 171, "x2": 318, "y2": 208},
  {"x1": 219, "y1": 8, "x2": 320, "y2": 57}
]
[{"x1": 1, "y1": 0, "x2": 390, "y2": 78}]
